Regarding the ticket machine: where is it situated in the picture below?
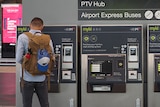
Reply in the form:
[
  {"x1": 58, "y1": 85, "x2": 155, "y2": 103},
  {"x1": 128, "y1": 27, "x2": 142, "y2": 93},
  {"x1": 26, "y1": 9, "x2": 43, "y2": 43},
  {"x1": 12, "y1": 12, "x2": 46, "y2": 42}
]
[
  {"x1": 16, "y1": 25, "x2": 77, "y2": 107},
  {"x1": 147, "y1": 24, "x2": 160, "y2": 107},
  {"x1": 81, "y1": 25, "x2": 143, "y2": 107}
]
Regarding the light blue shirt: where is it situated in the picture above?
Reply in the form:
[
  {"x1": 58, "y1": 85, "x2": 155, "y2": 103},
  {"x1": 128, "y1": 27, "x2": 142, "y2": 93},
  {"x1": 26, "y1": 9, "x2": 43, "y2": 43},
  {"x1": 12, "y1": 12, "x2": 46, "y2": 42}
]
[{"x1": 16, "y1": 29, "x2": 54, "y2": 82}]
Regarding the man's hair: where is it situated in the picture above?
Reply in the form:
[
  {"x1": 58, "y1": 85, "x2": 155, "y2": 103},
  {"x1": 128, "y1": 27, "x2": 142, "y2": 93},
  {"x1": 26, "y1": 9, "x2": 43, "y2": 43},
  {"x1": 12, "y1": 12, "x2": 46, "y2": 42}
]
[{"x1": 30, "y1": 17, "x2": 43, "y2": 27}]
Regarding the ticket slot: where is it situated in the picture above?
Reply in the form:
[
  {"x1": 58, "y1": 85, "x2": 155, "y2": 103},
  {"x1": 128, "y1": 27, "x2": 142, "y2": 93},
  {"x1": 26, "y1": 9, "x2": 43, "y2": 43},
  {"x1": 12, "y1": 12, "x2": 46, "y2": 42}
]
[{"x1": 87, "y1": 83, "x2": 126, "y2": 93}]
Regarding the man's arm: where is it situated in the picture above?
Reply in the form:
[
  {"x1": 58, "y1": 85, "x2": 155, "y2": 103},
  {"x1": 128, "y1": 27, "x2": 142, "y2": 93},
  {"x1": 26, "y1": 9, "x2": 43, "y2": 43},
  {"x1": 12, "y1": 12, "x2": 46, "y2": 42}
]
[
  {"x1": 49, "y1": 39, "x2": 55, "y2": 61},
  {"x1": 16, "y1": 34, "x2": 25, "y2": 64},
  {"x1": 49, "y1": 40, "x2": 54, "y2": 54}
]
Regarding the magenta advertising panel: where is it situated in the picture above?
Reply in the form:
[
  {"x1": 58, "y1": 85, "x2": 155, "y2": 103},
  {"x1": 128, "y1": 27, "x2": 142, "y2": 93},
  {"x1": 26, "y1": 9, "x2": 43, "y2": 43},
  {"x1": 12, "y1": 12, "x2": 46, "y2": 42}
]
[{"x1": 2, "y1": 4, "x2": 22, "y2": 44}]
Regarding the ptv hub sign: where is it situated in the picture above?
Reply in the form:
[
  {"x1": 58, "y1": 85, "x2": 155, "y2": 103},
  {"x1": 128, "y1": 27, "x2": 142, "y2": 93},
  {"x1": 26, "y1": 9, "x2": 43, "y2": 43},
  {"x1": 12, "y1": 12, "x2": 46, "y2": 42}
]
[{"x1": 80, "y1": 1, "x2": 105, "y2": 7}]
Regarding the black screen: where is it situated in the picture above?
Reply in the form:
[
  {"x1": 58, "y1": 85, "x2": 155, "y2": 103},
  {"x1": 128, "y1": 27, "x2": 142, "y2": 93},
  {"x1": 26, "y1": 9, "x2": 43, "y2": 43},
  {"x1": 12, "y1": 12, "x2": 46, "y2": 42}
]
[{"x1": 102, "y1": 60, "x2": 112, "y2": 76}]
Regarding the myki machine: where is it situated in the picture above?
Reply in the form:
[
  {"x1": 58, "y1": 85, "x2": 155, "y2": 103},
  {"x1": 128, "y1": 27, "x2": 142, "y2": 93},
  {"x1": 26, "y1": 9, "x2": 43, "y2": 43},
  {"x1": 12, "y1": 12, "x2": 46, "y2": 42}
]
[
  {"x1": 81, "y1": 25, "x2": 143, "y2": 107},
  {"x1": 147, "y1": 24, "x2": 160, "y2": 107},
  {"x1": 16, "y1": 25, "x2": 77, "y2": 107}
]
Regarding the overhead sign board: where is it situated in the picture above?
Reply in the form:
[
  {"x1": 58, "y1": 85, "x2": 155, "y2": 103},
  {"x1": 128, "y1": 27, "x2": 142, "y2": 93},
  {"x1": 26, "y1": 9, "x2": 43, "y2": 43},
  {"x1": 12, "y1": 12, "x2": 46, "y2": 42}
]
[{"x1": 78, "y1": 0, "x2": 160, "y2": 20}]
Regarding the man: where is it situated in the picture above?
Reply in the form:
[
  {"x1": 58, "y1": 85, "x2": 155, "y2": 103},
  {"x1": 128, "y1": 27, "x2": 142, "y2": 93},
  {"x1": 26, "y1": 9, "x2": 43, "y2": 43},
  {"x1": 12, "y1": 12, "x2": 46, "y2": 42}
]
[{"x1": 16, "y1": 17, "x2": 54, "y2": 107}]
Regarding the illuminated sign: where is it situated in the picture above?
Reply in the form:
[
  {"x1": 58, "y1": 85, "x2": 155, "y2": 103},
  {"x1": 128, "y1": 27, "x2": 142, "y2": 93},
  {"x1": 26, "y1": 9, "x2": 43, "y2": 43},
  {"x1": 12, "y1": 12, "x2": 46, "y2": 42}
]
[{"x1": 1, "y1": 4, "x2": 22, "y2": 44}]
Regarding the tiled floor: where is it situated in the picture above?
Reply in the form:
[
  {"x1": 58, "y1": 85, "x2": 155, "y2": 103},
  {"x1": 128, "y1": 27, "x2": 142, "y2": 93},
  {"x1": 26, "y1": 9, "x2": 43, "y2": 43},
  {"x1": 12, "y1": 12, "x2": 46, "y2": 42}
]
[
  {"x1": 0, "y1": 106, "x2": 16, "y2": 107},
  {"x1": 0, "y1": 66, "x2": 16, "y2": 107}
]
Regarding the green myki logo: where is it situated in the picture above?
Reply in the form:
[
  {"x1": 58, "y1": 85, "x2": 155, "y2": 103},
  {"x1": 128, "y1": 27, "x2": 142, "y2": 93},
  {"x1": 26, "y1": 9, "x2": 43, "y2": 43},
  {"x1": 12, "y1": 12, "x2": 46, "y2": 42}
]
[
  {"x1": 149, "y1": 26, "x2": 159, "y2": 31},
  {"x1": 82, "y1": 27, "x2": 92, "y2": 32},
  {"x1": 150, "y1": 35, "x2": 156, "y2": 41},
  {"x1": 83, "y1": 35, "x2": 89, "y2": 42},
  {"x1": 17, "y1": 27, "x2": 28, "y2": 32}
]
